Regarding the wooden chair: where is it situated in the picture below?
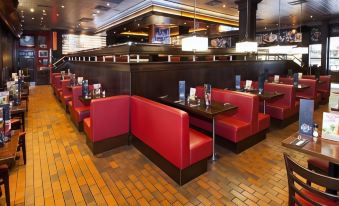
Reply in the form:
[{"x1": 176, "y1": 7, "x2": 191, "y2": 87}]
[
  {"x1": 0, "y1": 164, "x2": 10, "y2": 206},
  {"x1": 283, "y1": 153, "x2": 339, "y2": 206}
]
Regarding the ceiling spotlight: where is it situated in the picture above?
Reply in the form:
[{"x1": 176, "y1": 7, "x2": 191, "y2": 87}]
[
  {"x1": 43, "y1": 9, "x2": 46, "y2": 12},
  {"x1": 41, "y1": 17, "x2": 43, "y2": 20},
  {"x1": 106, "y1": 3, "x2": 110, "y2": 6},
  {"x1": 114, "y1": 31, "x2": 116, "y2": 34},
  {"x1": 223, "y1": 4, "x2": 226, "y2": 8},
  {"x1": 264, "y1": 27, "x2": 267, "y2": 30},
  {"x1": 22, "y1": 15, "x2": 24, "y2": 18},
  {"x1": 184, "y1": 22, "x2": 186, "y2": 25},
  {"x1": 30, "y1": 8, "x2": 34, "y2": 12},
  {"x1": 56, "y1": 13, "x2": 59, "y2": 16},
  {"x1": 32, "y1": 17, "x2": 35, "y2": 20},
  {"x1": 61, "y1": 5, "x2": 65, "y2": 8},
  {"x1": 96, "y1": 10, "x2": 100, "y2": 13},
  {"x1": 310, "y1": 15, "x2": 313, "y2": 18},
  {"x1": 137, "y1": 23, "x2": 140, "y2": 27},
  {"x1": 43, "y1": 13, "x2": 47, "y2": 15},
  {"x1": 206, "y1": 25, "x2": 209, "y2": 28}
]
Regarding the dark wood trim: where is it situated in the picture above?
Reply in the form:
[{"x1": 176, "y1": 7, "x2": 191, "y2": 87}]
[
  {"x1": 132, "y1": 136, "x2": 208, "y2": 186},
  {"x1": 215, "y1": 129, "x2": 268, "y2": 154},
  {"x1": 86, "y1": 133, "x2": 129, "y2": 155}
]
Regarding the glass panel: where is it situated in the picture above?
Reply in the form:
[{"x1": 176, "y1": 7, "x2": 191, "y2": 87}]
[{"x1": 329, "y1": 37, "x2": 339, "y2": 71}]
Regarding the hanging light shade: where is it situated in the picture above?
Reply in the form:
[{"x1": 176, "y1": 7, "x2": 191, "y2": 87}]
[
  {"x1": 268, "y1": 45, "x2": 294, "y2": 54},
  {"x1": 236, "y1": 41, "x2": 258, "y2": 53},
  {"x1": 182, "y1": 35, "x2": 208, "y2": 52},
  {"x1": 181, "y1": 0, "x2": 208, "y2": 52}
]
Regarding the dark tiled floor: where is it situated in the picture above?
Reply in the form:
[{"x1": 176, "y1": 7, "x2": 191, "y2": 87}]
[{"x1": 1, "y1": 85, "x2": 336, "y2": 206}]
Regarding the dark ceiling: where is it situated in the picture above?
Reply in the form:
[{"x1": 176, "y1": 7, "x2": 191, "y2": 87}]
[{"x1": 18, "y1": 0, "x2": 339, "y2": 33}]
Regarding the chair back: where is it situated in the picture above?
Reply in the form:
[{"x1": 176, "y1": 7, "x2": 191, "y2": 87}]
[{"x1": 283, "y1": 153, "x2": 339, "y2": 206}]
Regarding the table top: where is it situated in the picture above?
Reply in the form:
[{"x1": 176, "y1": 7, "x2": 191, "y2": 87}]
[
  {"x1": 282, "y1": 132, "x2": 339, "y2": 165},
  {"x1": 79, "y1": 96, "x2": 103, "y2": 106},
  {"x1": 159, "y1": 96, "x2": 238, "y2": 119},
  {"x1": 248, "y1": 91, "x2": 284, "y2": 101},
  {"x1": 11, "y1": 100, "x2": 27, "y2": 114},
  {"x1": 0, "y1": 131, "x2": 20, "y2": 164}
]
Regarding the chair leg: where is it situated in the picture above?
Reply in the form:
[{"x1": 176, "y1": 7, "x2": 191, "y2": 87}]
[
  {"x1": 3, "y1": 170, "x2": 10, "y2": 206},
  {"x1": 19, "y1": 134, "x2": 26, "y2": 164}
]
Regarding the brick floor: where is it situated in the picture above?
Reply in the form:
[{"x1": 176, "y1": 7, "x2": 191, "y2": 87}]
[{"x1": 0, "y1": 85, "x2": 336, "y2": 205}]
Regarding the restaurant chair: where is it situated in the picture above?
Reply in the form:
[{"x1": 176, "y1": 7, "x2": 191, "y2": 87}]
[
  {"x1": 17, "y1": 132, "x2": 26, "y2": 164},
  {"x1": 297, "y1": 79, "x2": 321, "y2": 107},
  {"x1": 52, "y1": 74, "x2": 62, "y2": 99},
  {"x1": 0, "y1": 164, "x2": 10, "y2": 206},
  {"x1": 60, "y1": 79, "x2": 71, "y2": 111},
  {"x1": 69, "y1": 86, "x2": 90, "y2": 131},
  {"x1": 83, "y1": 96, "x2": 130, "y2": 154},
  {"x1": 284, "y1": 153, "x2": 339, "y2": 206}
]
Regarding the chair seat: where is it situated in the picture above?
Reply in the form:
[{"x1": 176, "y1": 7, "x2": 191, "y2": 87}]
[
  {"x1": 265, "y1": 103, "x2": 293, "y2": 120},
  {"x1": 296, "y1": 188, "x2": 338, "y2": 206},
  {"x1": 216, "y1": 115, "x2": 252, "y2": 143},
  {"x1": 258, "y1": 113, "x2": 270, "y2": 132},
  {"x1": 307, "y1": 158, "x2": 329, "y2": 173},
  {"x1": 74, "y1": 106, "x2": 90, "y2": 122},
  {"x1": 189, "y1": 129, "x2": 212, "y2": 165}
]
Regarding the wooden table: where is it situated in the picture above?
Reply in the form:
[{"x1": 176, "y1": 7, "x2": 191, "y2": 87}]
[
  {"x1": 282, "y1": 132, "x2": 339, "y2": 192},
  {"x1": 11, "y1": 100, "x2": 27, "y2": 131},
  {"x1": 159, "y1": 96, "x2": 238, "y2": 161},
  {"x1": 0, "y1": 131, "x2": 20, "y2": 165},
  {"x1": 79, "y1": 96, "x2": 103, "y2": 106}
]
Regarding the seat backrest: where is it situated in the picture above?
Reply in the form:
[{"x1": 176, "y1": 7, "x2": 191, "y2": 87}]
[
  {"x1": 297, "y1": 79, "x2": 317, "y2": 99},
  {"x1": 302, "y1": 75, "x2": 315, "y2": 80},
  {"x1": 54, "y1": 75, "x2": 62, "y2": 89},
  {"x1": 61, "y1": 79, "x2": 71, "y2": 95},
  {"x1": 71, "y1": 86, "x2": 86, "y2": 108},
  {"x1": 264, "y1": 83, "x2": 295, "y2": 108},
  {"x1": 131, "y1": 95, "x2": 190, "y2": 169},
  {"x1": 319, "y1": 75, "x2": 331, "y2": 93},
  {"x1": 51, "y1": 73, "x2": 60, "y2": 85},
  {"x1": 283, "y1": 153, "x2": 339, "y2": 206},
  {"x1": 280, "y1": 77, "x2": 293, "y2": 85},
  {"x1": 90, "y1": 96, "x2": 129, "y2": 142}
]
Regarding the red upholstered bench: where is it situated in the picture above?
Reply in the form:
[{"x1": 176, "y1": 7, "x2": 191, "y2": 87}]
[
  {"x1": 52, "y1": 75, "x2": 62, "y2": 99},
  {"x1": 131, "y1": 96, "x2": 212, "y2": 185},
  {"x1": 192, "y1": 87, "x2": 269, "y2": 153},
  {"x1": 264, "y1": 83, "x2": 299, "y2": 126},
  {"x1": 60, "y1": 79, "x2": 71, "y2": 111},
  {"x1": 84, "y1": 96, "x2": 130, "y2": 154},
  {"x1": 51, "y1": 72, "x2": 60, "y2": 92},
  {"x1": 279, "y1": 77, "x2": 293, "y2": 85},
  {"x1": 297, "y1": 79, "x2": 321, "y2": 107},
  {"x1": 69, "y1": 86, "x2": 90, "y2": 131},
  {"x1": 319, "y1": 76, "x2": 331, "y2": 104}
]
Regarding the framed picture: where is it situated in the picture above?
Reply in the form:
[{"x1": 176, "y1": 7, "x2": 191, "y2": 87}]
[
  {"x1": 153, "y1": 27, "x2": 170, "y2": 44},
  {"x1": 38, "y1": 50, "x2": 48, "y2": 58},
  {"x1": 38, "y1": 36, "x2": 47, "y2": 48},
  {"x1": 42, "y1": 59, "x2": 49, "y2": 66},
  {"x1": 20, "y1": 36, "x2": 35, "y2": 47}
]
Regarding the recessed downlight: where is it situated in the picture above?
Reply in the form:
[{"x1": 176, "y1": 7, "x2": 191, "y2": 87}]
[
  {"x1": 30, "y1": 8, "x2": 34, "y2": 12},
  {"x1": 61, "y1": 5, "x2": 65, "y2": 8}
]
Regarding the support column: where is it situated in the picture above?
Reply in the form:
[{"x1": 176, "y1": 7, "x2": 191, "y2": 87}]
[
  {"x1": 235, "y1": 0, "x2": 262, "y2": 41},
  {"x1": 320, "y1": 21, "x2": 329, "y2": 74}
]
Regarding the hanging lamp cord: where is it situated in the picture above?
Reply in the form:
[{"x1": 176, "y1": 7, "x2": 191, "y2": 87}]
[
  {"x1": 278, "y1": 0, "x2": 281, "y2": 45},
  {"x1": 245, "y1": 0, "x2": 249, "y2": 40}
]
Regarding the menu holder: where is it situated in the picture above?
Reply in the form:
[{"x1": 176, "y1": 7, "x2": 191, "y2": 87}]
[
  {"x1": 82, "y1": 80, "x2": 89, "y2": 98},
  {"x1": 245, "y1": 80, "x2": 252, "y2": 90},
  {"x1": 274, "y1": 75, "x2": 280, "y2": 83},
  {"x1": 189, "y1": 88, "x2": 196, "y2": 100},
  {"x1": 299, "y1": 99, "x2": 314, "y2": 136},
  {"x1": 293, "y1": 73, "x2": 299, "y2": 87},
  {"x1": 298, "y1": 72, "x2": 303, "y2": 80},
  {"x1": 204, "y1": 84, "x2": 211, "y2": 106},
  {"x1": 322, "y1": 112, "x2": 339, "y2": 142},
  {"x1": 179, "y1": 81, "x2": 185, "y2": 101},
  {"x1": 235, "y1": 75, "x2": 241, "y2": 90}
]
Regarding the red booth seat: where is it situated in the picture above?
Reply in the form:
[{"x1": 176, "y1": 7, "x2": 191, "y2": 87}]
[
  {"x1": 264, "y1": 83, "x2": 298, "y2": 120},
  {"x1": 297, "y1": 79, "x2": 321, "y2": 106},
  {"x1": 301, "y1": 75, "x2": 331, "y2": 104},
  {"x1": 131, "y1": 96, "x2": 212, "y2": 185},
  {"x1": 279, "y1": 77, "x2": 293, "y2": 85},
  {"x1": 192, "y1": 87, "x2": 269, "y2": 153},
  {"x1": 51, "y1": 73, "x2": 60, "y2": 87},
  {"x1": 52, "y1": 75, "x2": 62, "y2": 98},
  {"x1": 84, "y1": 96, "x2": 130, "y2": 154},
  {"x1": 69, "y1": 86, "x2": 90, "y2": 131},
  {"x1": 60, "y1": 79, "x2": 71, "y2": 109}
]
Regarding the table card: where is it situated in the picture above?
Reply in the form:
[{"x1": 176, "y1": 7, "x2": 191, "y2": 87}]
[
  {"x1": 77, "y1": 77, "x2": 83, "y2": 85},
  {"x1": 0, "y1": 92, "x2": 9, "y2": 105},
  {"x1": 11, "y1": 73, "x2": 17, "y2": 80},
  {"x1": 274, "y1": 75, "x2": 280, "y2": 83},
  {"x1": 61, "y1": 71, "x2": 66, "y2": 80},
  {"x1": 299, "y1": 99, "x2": 314, "y2": 136},
  {"x1": 298, "y1": 72, "x2": 303, "y2": 79},
  {"x1": 204, "y1": 84, "x2": 211, "y2": 106},
  {"x1": 322, "y1": 112, "x2": 339, "y2": 142},
  {"x1": 293, "y1": 73, "x2": 299, "y2": 87},
  {"x1": 179, "y1": 81, "x2": 185, "y2": 101},
  {"x1": 235, "y1": 75, "x2": 241, "y2": 90},
  {"x1": 189, "y1": 88, "x2": 196, "y2": 100},
  {"x1": 245, "y1": 80, "x2": 252, "y2": 90}
]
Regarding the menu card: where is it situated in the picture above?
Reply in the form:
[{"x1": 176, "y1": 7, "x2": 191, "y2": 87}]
[
  {"x1": 293, "y1": 73, "x2": 299, "y2": 87},
  {"x1": 77, "y1": 77, "x2": 83, "y2": 85},
  {"x1": 204, "y1": 84, "x2": 211, "y2": 106},
  {"x1": 258, "y1": 74, "x2": 265, "y2": 94},
  {"x1": 61, "y1": 71, "x2": 66, "y2": 80},
  {"x1": 235, "y1": 75, "x2": 241, "y2": 90},
  {"x1": 0, "y1": 92, "x2": 9, "y2": 105},
  {"x1": 82, "y1": 80, "x2": 89, "y2": 98},
  {"x1": 11, "y1": 73, "x2": 17, "y2": 80},
  {"x1": 299, "y1": 99, "x2": 314, "y2": 136},
  {"x1": 179, "y1": 81, "x2": 185, "y2": 101},
  {"x1": 189, "y1": 88, "x2": 196, "y2": 100},
  {"x1": 245, "y1": 80, "x2": 252, "y2": 90},
  {"x1": 298, "y1": 72, "x2": 303, "y2": 79},
  {"x1": 322, "y1": 112, "x2": 339, "y2": 142},
  {"x1": 274, "y1": 75, "x2": 280, "y2": 83}
]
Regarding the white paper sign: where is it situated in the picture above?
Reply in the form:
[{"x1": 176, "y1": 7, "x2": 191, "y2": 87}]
[
  {"x1": 11, "y1": 73, "x2": 17, "y2": 80},
  {"x1": 298, "y1": 73, "x2": 303, "y2": 79},
  {"x1": 77, "y1": 77, "x2": 83, "y2": 85},
  {"x1": 245, "y1": 80, "x2": 252, "y2": 90},
  {"x1": 322, "y1": 112, "x2": 339, "y2": 142},
  {"x1": 93, "y1": 84, "x2": 101, "y2": 90},
  {"x1": 189, "y1": 88, "x2": 196, "y2": 99},
  {"x1": 274, "y1": 75, "x2": 280, "y2": 83}
]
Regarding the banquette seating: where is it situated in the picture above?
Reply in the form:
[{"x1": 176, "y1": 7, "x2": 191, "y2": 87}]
[
  {"x1": 69, "y1": 86, "x2": 90, "y2": 131},
  {"x1": 303, "y1": 75, "x2": 331, "y2": 104},
  {"x1": 264, "y1": 83, "x2": 299, "y2": 124},
  {"x1": 60, "y1": 79, "x2": 71, "y2": 110},
  {"x1": 191, "y1": 87, "x2": 270, "y2": 153},
  {"x1": 51, "y1": 72, "x2": 60, "y2": 92},
  {"x1": 84, "y1": 96, "x2": 130, "y2": 154},
  {"x1": 131, "y1": 95, "x2": 212, "y2": 185},
  {"x1": 297, "y1": 79, "x2": 322, "y2": 106},
  {"x1": 52, "y1": 74, "x2": 62, "y2": 98}
]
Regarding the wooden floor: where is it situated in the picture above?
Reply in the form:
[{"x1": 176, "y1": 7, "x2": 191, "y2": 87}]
[{"x1": 1, "y1": 85, "x2": 336, "y2": 206}]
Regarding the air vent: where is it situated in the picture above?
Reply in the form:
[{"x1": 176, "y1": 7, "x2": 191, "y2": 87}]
[
  {"x1": 101, "y1": 0, "x2": 123, "y2": 4},
  {"x1": 95, "y1": 5, "x2": 110, "y2": 11},
  {"x1": 206, "y1": 0, "x2": 222, "y2": 6},
  {"x1": 79, "y1": 17, "x2": 93, "y2": 22},
  {"x1": 288, "y1": 0, "x2": 308, "y2": 5}
]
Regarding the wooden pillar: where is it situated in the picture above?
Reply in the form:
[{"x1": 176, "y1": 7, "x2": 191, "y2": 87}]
[{"x1": 320, "y1": 21, "x2": 329, "y2": 74}]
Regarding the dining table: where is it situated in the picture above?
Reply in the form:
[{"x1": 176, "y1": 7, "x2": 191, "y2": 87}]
[
  {"x1": 158, "y1": 96, "x2": 238, "y2": 161},
  {"x1": 11, "y1": 100, "x2": 27, "y2": 131},
  {"x1": 0, "y1": 131, "x2": 20, "y2": 165}
]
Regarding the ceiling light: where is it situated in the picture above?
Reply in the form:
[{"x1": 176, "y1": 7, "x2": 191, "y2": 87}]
[
  {"x1": 106, "y1": 3, "x2": 110, "y2": 6},
  {"x1": 264, "y1": 27, "x2": 267, "y2": 30},
  {"x1": 41, "y1": 17, "x2": 43, "y2": 20},
  {"x1": 184, "y1": 22, "x2": 186, "y2": 25},
  {"x1": 223, "y1": 4, "x2": 226, "y2": 8},
  {"x1": 56, "y1": 13, "x2": 59, "y2": 16},
  {"x1": 43, "y1": 9, "x2": 46, "y2": 12},
  {"x1": 22, "y1": 15, "x2": 24, "y2": 18},
  {"x1": 92, "y1": 13, "x2": 96, "y2": 16},
  {"x1": 43, "y1": 13, "x2": 47, "y2": 16},
  {"x1": 310, "y1": 15, "x2": 313, "y2": 18},
  {"x1": 30, "y1": 8, "x2": 34, "y2": 12},
  {"x1": 61, "y1": 5, "x2": 64, "y2": 8},
  {"x1": 137, "y1": 23, "x2": 140, "y2": 27},
  {"x1": 21, "y1": 10, "x2": 23, "y2": 13},
  {"x1": 32, "y1": 17, "x2": 35, "y2": 20}
]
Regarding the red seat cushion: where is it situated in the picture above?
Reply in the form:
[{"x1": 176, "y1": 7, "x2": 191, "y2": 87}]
[
  {"x1": 266, "y1": 103, "x2": 293, "y2": 120},
  {"x1": 74, "y1": 106, "x2": 90, "y2": 123},
  {"x1": 61, "y1": 94, "x2": 72, "y2": 105},
  {"x1": 296, "y1": 189, "x2": 338, "y2": 206},
  {"x1": 189, "y1": 129, "x2": 212, "y2": 165},
  {"x1": 216, "y1": 115, "x2": 252, "y2": 143},
  {"x1": 258, "y1": 113, "x2": 270, "y2": 131},
  {"x1": 84, "y1": 117, "x2": 91, "y2": 139},
  {"x1": 307, "y1": 158, "x2": 329, "y2": 173}
]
